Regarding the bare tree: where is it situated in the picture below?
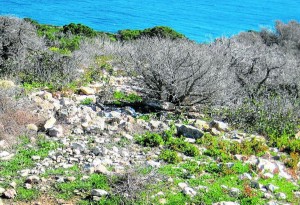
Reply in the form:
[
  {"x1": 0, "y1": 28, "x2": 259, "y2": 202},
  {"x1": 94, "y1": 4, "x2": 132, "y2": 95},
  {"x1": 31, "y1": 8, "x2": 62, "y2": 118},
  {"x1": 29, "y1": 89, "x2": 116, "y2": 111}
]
[
  {"x1": 228, "y1": 36, "x2": 287, "y2": 101},
  {"x1": 0, "y1": 16, "x2": 45, "y2": 76},
  {"x1": 115, "y1": 37, "x2": 229, "y2": 106}
]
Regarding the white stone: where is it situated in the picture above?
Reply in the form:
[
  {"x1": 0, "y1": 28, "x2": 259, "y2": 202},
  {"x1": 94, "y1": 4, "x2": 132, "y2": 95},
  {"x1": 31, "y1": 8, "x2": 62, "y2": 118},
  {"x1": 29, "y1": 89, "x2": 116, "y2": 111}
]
[
  {"x1": 94, "y1": 164, "x2": 110, "y2": 175},
  {"x1": 276, "y1": 192, "x2": 286, "y2": 200},
  {"x1": 210, "y1": 120, "x2": 229, "y2": 132},
  {"x1": 91, "y1": 189, "x2": 108, "y2": 197},
  {"x1": 44, "y1": 117, "x2": 56, "y2": 130},
  {"x1": 80, "y1": 86, "x2": 95, "y2": 95},
  {"x1": 49, "y1": 125, "x2": 64, "y2": 137},
  {"x1": 178, "y1": 182, "x2": 188, "y2": 189},
  {"x1": 0, "y1": 151, "x2": 10, "y2": 158},
  {"x1": 183, "y1": 187, "x2": 197, "y2": 197},
  {"x1": 176, "y1": 124, "x2": 204, "y2": 139}
]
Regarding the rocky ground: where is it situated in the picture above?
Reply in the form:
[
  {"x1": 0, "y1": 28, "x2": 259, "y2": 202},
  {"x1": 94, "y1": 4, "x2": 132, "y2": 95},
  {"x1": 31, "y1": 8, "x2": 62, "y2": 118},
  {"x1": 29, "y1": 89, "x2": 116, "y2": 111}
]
[{"x1": 0, "y1": 79, "x2": 299, "y2": 205}]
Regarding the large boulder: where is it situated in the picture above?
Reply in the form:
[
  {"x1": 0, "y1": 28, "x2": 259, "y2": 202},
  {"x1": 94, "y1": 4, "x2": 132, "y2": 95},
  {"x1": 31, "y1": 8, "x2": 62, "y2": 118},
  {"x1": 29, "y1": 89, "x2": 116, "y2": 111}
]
[{"x1": 176, "y1": 124, "x2": 204, "y2": 139}]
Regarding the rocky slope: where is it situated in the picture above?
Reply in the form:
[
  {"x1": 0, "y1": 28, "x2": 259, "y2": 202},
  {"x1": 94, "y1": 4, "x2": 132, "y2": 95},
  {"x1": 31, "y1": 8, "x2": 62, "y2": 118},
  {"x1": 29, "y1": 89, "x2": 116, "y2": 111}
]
[{"x1": 0, "y1": 80, "x2": 299, "y2": 205}]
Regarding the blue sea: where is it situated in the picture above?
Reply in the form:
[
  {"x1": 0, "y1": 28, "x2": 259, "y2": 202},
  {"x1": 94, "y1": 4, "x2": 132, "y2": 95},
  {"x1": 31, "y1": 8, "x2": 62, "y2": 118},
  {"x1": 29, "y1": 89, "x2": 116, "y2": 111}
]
[{"x1": 1, "y1": 0, "x2": 300, "y2": 42}]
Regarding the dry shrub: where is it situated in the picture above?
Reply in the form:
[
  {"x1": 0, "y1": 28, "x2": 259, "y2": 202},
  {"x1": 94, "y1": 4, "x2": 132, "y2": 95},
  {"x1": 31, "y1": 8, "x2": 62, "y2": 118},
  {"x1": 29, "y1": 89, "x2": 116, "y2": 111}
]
[
  {"x1": 109, "y1": 167, "x2": 161, "y2": 204},
  {"x1": 0, "y1": 87, "x2": 42, "y2": 145}
]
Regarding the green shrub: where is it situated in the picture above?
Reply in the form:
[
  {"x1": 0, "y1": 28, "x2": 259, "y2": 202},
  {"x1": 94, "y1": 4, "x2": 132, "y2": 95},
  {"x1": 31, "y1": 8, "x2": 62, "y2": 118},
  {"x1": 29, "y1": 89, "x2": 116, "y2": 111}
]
[
  {"x1": 117, "y1": 26, "x2": 185, "y2": 41},
  {"x1": 55, "y1": 174, "x2": 109, "y2": 200},
  {"x1": 62, "y1": 23, "x2": 97, "y2": 37},
  {"x1": 141, "y1": 26, "x2": 185, "y2": 39},
  {"x1": 59, "y1": 36, "x2": 81, "y2": 51},
  {"x1": 159, "y1": 149, "x2": 182, "y2": 164},
  {"x1": 166, "y1": 137, "x2": 199, "y2": 157},
  {"x1": 135, "y1": 132, "x2": 164, "y2": 147},
  {"x1": 118, "y1": 29, "x2": 141, "y2": 41}
]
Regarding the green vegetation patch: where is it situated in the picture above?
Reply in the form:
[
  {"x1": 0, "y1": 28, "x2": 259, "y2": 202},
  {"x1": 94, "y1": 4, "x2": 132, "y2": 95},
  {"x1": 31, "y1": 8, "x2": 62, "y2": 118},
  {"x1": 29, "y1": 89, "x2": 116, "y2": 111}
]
[
  {"x1": 113, "y1": 90, "x2": 142, "y2": 105},
  {"x1": 118, "y1": 26, "x2": 186, "y2": 41},
  {"x1": 55, "y1": 173, "x2": 109, "y2": 200},
  {"x1": 0, "y1": 135, "x2": 59, "y2": 177}
]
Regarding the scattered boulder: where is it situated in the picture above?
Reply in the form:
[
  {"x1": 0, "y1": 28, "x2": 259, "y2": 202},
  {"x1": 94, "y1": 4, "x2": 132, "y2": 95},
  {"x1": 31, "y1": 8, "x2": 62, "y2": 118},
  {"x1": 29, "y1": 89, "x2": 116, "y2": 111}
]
[
  {"x1": 3, "y1": 189, "x2": 17, "y2": 199},
  {"x1": 48, "y1": 125, "x2": 64, "y2": 137},
  {"x1": 183, "y1": 187, "x2": 197, "y2": 197},
  {"x1": 91, "y1": 189, "x2": 108, "y2": 197},
  {"x1": 44, "y1": 117, "x2": 57, "y2": 130},
  {"x1": 210, "y1": 120, "x2": 229, "y2": 132},
  {"x1": 193, "y1": 119, "x2": 210, "y2": 131},
  {"x1": 80, "y1": 86, "x2": 95, "y2": 95},
  {"x1": 176, "y1": 124, "x2": 204, "y2": 139}
]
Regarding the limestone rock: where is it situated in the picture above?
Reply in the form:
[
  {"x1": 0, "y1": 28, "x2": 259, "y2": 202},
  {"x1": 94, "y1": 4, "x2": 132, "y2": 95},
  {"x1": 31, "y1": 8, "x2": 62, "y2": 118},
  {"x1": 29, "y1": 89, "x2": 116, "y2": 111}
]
[
  {"x1": 194, "y1": 119, "x2": 210, "y2": 131},
  {"x1": 44, "y1": 117, "x2": 56, "y2": 130},
  {"x1": 80, "y1": 86, "x2": 95, "y2": 95},
  {"x1": 210, "y1": 120, "x2": 229, "y2": 132},
  {"x1": 94, "y1": 164, "x2": 110, "y2": 175},
  {"x1": 48, "y1": 125, "x2": 64, "y2": 137},
  {"x1": 176, "y1": 124, "x2": 204, "y2": 139},
  {"x1": 91, "y1": 189, "x2": 108, "y2": 197},
  {"x1": 183, "y1": 187, "x2": 197, "y2": 197},
  {"x1": 178, "y1": 182, "x2": 188, "y2": 189},
  {"x1": 3, "y1": 189, "x2": 17, "y2": 199}
]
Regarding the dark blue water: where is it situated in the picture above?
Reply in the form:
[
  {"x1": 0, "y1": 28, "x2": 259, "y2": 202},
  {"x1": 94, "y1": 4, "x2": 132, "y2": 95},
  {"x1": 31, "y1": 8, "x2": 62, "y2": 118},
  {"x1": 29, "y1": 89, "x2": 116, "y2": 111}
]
[{"x1": 1, "y1": 0, "x2": 300, "y2": 42}]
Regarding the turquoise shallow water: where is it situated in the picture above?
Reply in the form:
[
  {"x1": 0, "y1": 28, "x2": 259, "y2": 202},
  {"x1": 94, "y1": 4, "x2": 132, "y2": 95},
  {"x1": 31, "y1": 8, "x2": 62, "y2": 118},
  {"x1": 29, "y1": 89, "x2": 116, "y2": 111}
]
[{"x1": 1, "y1": 0, "x2": 300, "y2": 42}]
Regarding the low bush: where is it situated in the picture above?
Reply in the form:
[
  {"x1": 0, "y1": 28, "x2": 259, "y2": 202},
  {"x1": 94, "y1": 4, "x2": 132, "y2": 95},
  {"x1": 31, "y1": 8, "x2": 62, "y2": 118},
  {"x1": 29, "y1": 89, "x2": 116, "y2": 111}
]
[
  {"x1": 62, "y1": 23, "x2": 97, "y2": 37},
  {"x1": 117, "y1": 26, "x2": 185, "y2": 41},
  {"x1": 159, "y1": 149, "x2": 182, "y2": 164},
  {"x1": 135, "y1": 132, "x2": 164, "y2": 147},
  {"x1": 166, "y1": 137, "x2": 199, "y2": 157}
]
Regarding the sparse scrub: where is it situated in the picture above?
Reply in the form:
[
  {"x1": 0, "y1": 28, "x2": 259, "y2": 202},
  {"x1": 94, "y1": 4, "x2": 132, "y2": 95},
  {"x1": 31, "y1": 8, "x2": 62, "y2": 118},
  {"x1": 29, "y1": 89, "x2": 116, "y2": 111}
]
[
  {"x1": 116, "y1": 37, "x2": 229, "y2": 106},
  {"x1": 0, "y1": 87, "x2": 43, "y2": 144}
]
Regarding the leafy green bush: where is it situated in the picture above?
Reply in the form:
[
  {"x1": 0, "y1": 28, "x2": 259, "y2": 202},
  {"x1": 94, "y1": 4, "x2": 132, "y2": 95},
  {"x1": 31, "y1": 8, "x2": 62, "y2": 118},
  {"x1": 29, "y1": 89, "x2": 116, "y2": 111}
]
[
  {"x1": 118, "y1": 29, "x2": 141, "y2": 41},
  {"x1": 135, "y1": 132, "x2": 164, "y2": 147},
  {"x1": 141, "y1": 26, "x2": 185, "y2": 39},
  {"x1": 166, "y1": 137, "x2": 199, "y2": 157},
  {"x1": 159, "y1": 149, "x2": 182, "y2": 164},
  {"x1": 62, "y1": 23, "x2": 97, "y2": 37},
  {"x1": 117, "y1": 26, "x2": 185, "y2": 41}
]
